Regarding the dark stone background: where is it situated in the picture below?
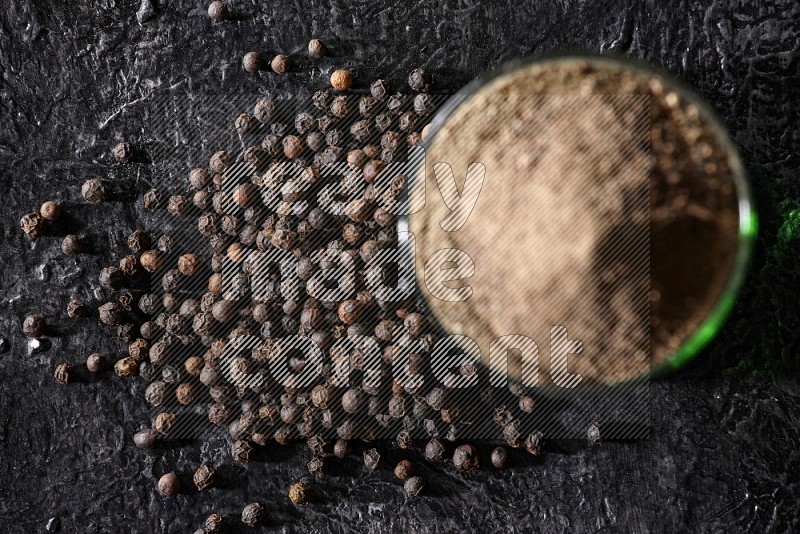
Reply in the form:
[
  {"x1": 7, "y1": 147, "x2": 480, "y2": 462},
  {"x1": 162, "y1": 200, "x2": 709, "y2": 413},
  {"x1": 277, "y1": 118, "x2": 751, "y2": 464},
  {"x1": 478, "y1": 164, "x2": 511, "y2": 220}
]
[{"x1": 1, "y1": 0, "x2": 800, "y2": 532}]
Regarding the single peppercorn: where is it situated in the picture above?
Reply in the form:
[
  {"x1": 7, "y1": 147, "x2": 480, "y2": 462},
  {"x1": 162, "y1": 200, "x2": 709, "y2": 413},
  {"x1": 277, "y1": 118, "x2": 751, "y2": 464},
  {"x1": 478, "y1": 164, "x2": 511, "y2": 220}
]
[
  {"x1": 408, "y1": 68, "x2": 431, "y2": 92},
  {"x1": 61, "y1": 234, "x2": 87, "y2": 256},
  {"x1": 207, "y1": 0, "x2": 228, "y2": 21},
  {"x1": 404, "y1": 476, "x2": 425, "y2": 497},
  {"x1": 99, "y1": 266, "x2": 124, "y2": 290},
  {"x1": 363, "y1": 448, "x2": 382, "y2": 471},
  {"x1": 113, "y1": 141, "x2": 133, "y2": 163},
  {"x1": 404, "y1": 312, "x2": 426, "y2": 336},
  {"x1": 99, "y1": 302, "x2": 123, "y2": 326},
  {"x1": 332, "y1": 439, "x2": 351, "y2": 459},
  {"x1": 232, "y1": 439, "x2": 255, "y2": 462},
  {"x1": 524, "y1": 430, "x2": 545, "y2": 455},
  {"x1": 157, "y1": 472, "x2": 180, "y2": 496},
  {"x1": 194, "y1": 464, "x2": 217, "y2": 490},
  {"x1": 519, "y1": 395, "x2": 536, "y2": 413},
  {"x1": 271, "y1": 53, "x2": 291, "y2": 74},
  {"x1": 140, "y1": 250, "x2": 164, "y2": 272},
  {"x1": 67, "y1": 299, "x2": 88, "y2": 319},
  {"x1": 175, "y1": 382, "x2": 197, "y2": 405},
  {"x1": 243, "y1": 51, "x2": 262, "y2": 73},
  {"x1": 288, "y1": 482, "x2": 310, "y2": 505},
  {"x1": 143, "y1": 188, "x2": 161, "y2": 210},
  {"x1": 114, "y1": 356, "x2": 138, "y2": 377},
  {"x1": 587, "y1": 421, "x2": 601, "y2": 445},
  {"x1": 133, "y1": 428, "x2": 158, "y2": 449},
  {"x1": 177, "y1": 253, "x2": 203, "y2": 276},
  {"x1": 301, "y1": 36, "x2": 325, "y2": 59},
  {"x1": 54, "y1": 362, "x2": 70, "y2": 384},
  {"x1": 205, "y1": 514, "x2": 224, "y2": 533},
  {"x1": 20, "y1": 212, "x2": 44, "y2": 238},
  {"x1": 452, "y1": 444, "x2": 479, "y2": 471},
  {"x1": 330, "y1": 69, "x2": 353, "y2": 91},
  {"x1": 86, "y1": 353, "x2": 107, "y2": 373},
  {"x1": 491, "y1": 446, "x2": 510, "y2": 469},
  {"x1": 39, "y1": 200, "x2": 61, "y2": 221},
  {"x1": 82, "y1": 177, "x2": 108, "y2": 203},
  {"x1": 241, "y1": 502, "x2": 265, "y2": 527},
  {"x1": 154, "y1": 412, "x2": 177, "y2": 435},
  {"x1": 22, "y1": 315, "x2": 46, "y2": 338},
  {"x1": 394, "y1": 459, "x2": 414, "y2": 480},
  {"x1": 283, "y1": 135, "x2": 304, "y2": 159}
]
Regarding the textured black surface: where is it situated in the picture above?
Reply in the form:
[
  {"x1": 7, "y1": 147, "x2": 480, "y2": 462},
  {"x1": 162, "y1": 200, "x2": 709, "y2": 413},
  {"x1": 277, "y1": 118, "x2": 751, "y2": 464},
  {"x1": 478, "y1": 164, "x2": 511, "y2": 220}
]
[{"x1": 1, "y1": 1, "x2": 800, "y2": 532}]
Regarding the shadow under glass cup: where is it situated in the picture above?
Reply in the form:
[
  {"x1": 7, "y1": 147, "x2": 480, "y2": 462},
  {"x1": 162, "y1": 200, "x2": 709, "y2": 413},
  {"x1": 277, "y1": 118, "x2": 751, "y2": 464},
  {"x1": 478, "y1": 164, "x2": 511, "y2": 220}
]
[{"x1": 408, "y1": 54, "x2": 757, "y2": 387}]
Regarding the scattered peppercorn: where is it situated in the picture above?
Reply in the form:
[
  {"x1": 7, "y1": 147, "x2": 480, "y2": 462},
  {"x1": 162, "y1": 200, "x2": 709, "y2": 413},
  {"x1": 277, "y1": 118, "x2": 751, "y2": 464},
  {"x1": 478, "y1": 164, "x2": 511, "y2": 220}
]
[
  {"x1": 113, "y1": 142, "x2": 133, "y2": 163},
  {"x1": 271, "y1": 54, "x2": 291, "y2": 74},
  {"x1": 133, "y1": 428, "x2": 158, "y2": 450},
  {"x1": 243, "y1": 51, "x2": 262, "y2": 73},
  {"x1": 61, "y1": 234, "x2": 87, "y2": 256},
  {"x1": 99, "y1": 302, "x2": 123, "y2": 326},
  {"x1": 157, "y1": 472, "x2": 180, "y2": 496},
  {"x1": 404, "y1": 476, "x2": 425, "y2": 497},
  {"x1": 81, "y1": 177, "x2": 108, "y2": 203},
  {"x1": 143, "y1": 188, "x2": 161, "y2": 210},
  {"x1": 408, "y1": 68, "x2": 431, "y2": 92},
  {"x1": 288, "y1": 482, "x2": 311, "y2": 505},
  {"x1": 20, "y1": 212, "x2": 44, "y2": 238},
  {"x1": 394, "y1": 459, "x2": 414, "y2": 480},
  {"x1": 330, "y1": 69, "x2": 353, "y2": 91},
  {"x1": 452, "y1": 444, "x2": 479, "y2": 471},
  {"x1": 241, "y1": 502, "x2": 264, "y2": 526},
  {"x1": 587, "y1": 421, "x2": 601, "y2": 445},
  {"x1": 207, "y1": 0, "x2": 229, "y2": 21},
  {"x1": 86, "y1": 353, "x2": 107, "y2": 373},
  {"x1": 22, "y1": 315, "x2": 46, "y2": 338},
  {"x1": 490, "y1": 446, "x2": 510, "y2": 469},
  {"x1": 194, "y1": 464, "x2": 217, "y2": 490},
  {"x1": 363, "y1": 448, "x2": 382, "y2": 471},
  {"x1": 308, "y1": 38, "x2": 326, "y2": 59},
  {"x1": 205, "y1": 513, "x2": 224, "y2": 533},
  {"x1": 523, "y1": 430, "x2": 545, "y2": 456},
  {"x1": 67, "y1": 299, "x2": 88, "y2": 319},
  {"x1": 114, "y1": 356, "x2": 138, "y2": 377},
  {"x1": 54, "y1": 362, "x2": 70, "y2": 385},
  {"x1": 39, "y1": 200, "x2": 61, "y2": 221}
]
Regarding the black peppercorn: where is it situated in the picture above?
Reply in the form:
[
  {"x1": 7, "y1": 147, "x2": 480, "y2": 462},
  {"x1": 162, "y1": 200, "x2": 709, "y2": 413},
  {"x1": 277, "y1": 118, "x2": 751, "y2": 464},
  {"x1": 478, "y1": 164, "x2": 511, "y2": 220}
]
[
  {"x1": 424, "y1": 438, "x2": 445, "y2": 462},
  {"x1": 143, "y1": 188, "x2": 161, "y2": 210},
  {"x1": 20, "y1": 212, "x2": 44, "y2": 238},
  {"x1": 350, "y1": 119, "x2": 371, "y2": 142},
  {"x1": 332, "y1": 439, "x2": 351, "y2": 459},
  {"x1": 330, "y1": 96, "x2": 349, "y2": 118},
  {"x1": 155, "y1": 412, "x2": 177, "y2": 435},
  {"x1": 452, "y1": 444, "x2": 479, "y2": 471},
  {"x1": 157, "y1": 472, "x2": 180, "y2": 496},
  {"x1": 370, "y1": 79, "x2": 389, "y2": 100},
  {"x1": 587, "y1": 421, "x2": 601, "y2": 445},
  {"x1": 283, "y1": 135, "x2": 304, "y2": 159},
  {"x1": 288, "y1": 482, "x2": 310, "y2": 505},
  {"x1": 241, "y1": 502, "x2": 265, "y2": 527},
  {"x1": 375, "y1": 112, "x2": 392, "y2": 132},
  {"x1": 54, "y1": 362, "x2": 70, "y2": 384},
  {"x1": 86, "y1": 353, "x2": 107, "y2": 373},
  {"x1": 243, "y1": 51, "x2": 262, "y2": 73},
  {"x1": 22, "y1": 314, "x2": 46, "y2": 338},
  {"x1": 67, "y1": 299, "x2": 87, "y2": 319},
  {"x1": 167, "y1": 195, "x2": 189, "y2": 217},
  {"x1": 271, "y1": 54, "x2": 291, "y2": 74},
  {"x1": 133, "y1": 428, "x2": 158, "y2": 449},
  {"x1": 99, "y1": 266, "x2": 124, "y2": 290},
  {"x1": 490, "y1": 446, "x2": 510, "y2": 469},
  {"x1": 205, "y1": 514, "x2": 224, "y2": 533},
  {"x1": 175, "y1": 382, "x2": 197, "y2": 405},
  {"x1": 524, "y1": 430, "x2": 545, "y2": 456},
  {"x1": 193, "y1": 464, "x2": 217, "y2": 490},
  {"x1": 207, "y1": 0, "x2": 229, "y2": 21},
  {"x1": 308, "y1": 38, "x2": 326, "y2": 59},
  {"x1": 232, "y1": 439, "x2": 255, "y2": 462},
  {"x1": 363, "y1": 448, "x2": 381, "y2": 471},
  {"x1": 119, "y1": 255, "x2": 139, "y2": 277},
  {"x1": 114, "y1": 356, "x2": 138, "y2": 377},
  {"x1": 519, "y1": 395, "x2": 535, "y2": 413},
  {"x1": 394, "y1": 459, "x2": 414, "y2": 480},
  {"x1": 140, "y1": 250, "x2": 164, "y2": 272},
  {"x1": 61, "y1": 234, "x2": 87, "y2": 256},
  {"x1": 210, "y1": 150, "x2": 233, "y2": 173},
  {"x1": 404, "y1": 476, "x2": 425, "y2": 497},
  {"x1": 99, "y1": 302, "x2": 124, "y2": 326},
  {"x1": 408, "y1": 68, "x2": 431, "y2": 92},
  {"x1": 113, "y1": 141, "x2": 134, "y2": 163},
  {"x1": 39, "y1": 200, "x2": 61, "y2": 221},
  {"x1": 404, "y1": 312, "x2": 426, "y2": 336},
  {"x1": 82, "y1": 177, "x2": 108, "y2": 203}
]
